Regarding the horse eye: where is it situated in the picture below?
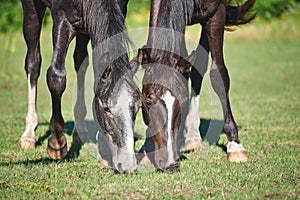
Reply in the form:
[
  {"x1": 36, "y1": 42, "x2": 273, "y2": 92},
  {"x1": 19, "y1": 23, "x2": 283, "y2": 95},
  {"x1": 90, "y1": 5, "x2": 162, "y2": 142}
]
[
  {"x1": 103, "y1": 105, "x2": 111, "y2": 113},
  {"x1": 146, "y1": 100, "x2": 152, "y2": 108}
]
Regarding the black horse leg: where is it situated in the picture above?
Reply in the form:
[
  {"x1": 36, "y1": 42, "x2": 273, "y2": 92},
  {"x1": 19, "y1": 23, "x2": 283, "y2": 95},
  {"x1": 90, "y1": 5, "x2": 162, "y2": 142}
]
[
  {"x1": 19, "y1": 0, "x2": 46, "y2": 149},
  {"x1": 180, "y1": 29, "x2": 209, "y2": 151},
  {"x1": 47, "y1": 17, "x2": 75, "y2": 160},
  {"x1": 72, "y1": 34, "x2": 90, "y2": 144},
  {"x1": 205, "y1": 3, "x2": 247, "y2": 162}
]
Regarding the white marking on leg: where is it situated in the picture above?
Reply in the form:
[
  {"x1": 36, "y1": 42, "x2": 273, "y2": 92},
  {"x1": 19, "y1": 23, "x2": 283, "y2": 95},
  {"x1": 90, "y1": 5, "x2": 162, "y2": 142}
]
[
  {"x1": 21, "y1": 74, "x2": 38, "y2": 140},
  {"x1": 227, "y1": 141, "x2": 246, "y2": 153},
  {"x1": 161, "y1": 90, "x2": 176, "y2": 166},
  {"x1": 183, "y1": 94, "x2": 201, "y2": 140}
]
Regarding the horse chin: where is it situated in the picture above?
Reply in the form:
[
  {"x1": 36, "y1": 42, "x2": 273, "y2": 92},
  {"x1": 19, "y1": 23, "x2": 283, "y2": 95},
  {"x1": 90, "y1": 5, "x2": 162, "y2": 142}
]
[
  {"x1": 157, "y1": 160, "x2": 180, "y2": 173},
  {"x1": 96, "y1": 127, "x2": 138, "y2": 173}
]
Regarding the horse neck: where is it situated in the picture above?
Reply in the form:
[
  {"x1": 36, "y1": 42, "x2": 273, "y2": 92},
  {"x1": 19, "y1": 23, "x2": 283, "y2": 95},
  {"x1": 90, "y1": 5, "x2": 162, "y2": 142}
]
[
  {"x1": 147, "y1": 0, "x2": 194, "y2": 61},
  {"x1": 86, "y1": 0, "x2": 132, "y2": 79},
  {"x1": 87, "y1": 0, "x2": 127, "y2": 45}
]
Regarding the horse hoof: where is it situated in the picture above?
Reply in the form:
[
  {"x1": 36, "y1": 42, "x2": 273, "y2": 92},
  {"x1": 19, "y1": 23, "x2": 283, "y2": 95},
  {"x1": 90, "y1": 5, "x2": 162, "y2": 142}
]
[
  {"x1": 184, "y1": 137, "x2": 202, "y2": 152},
  {"x1": 227, "y1": 151, "x2": 248, "y2": 163},
  {"x1": 47, "y1": 144, "x2": 68, "y2": 160},
  {"x1": 19, "y1": 138, "x2": 35, "y2": 149},
  {"x1": 47, "y1": 134, "x2": 68, "y2": 160}
]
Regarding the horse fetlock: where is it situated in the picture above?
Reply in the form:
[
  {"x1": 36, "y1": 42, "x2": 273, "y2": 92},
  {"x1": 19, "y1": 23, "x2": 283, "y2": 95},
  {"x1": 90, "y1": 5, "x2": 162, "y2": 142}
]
[
  {"x1": 20, "y1": 125, "x2": 36, "y2": 149},
  {"x1": 72, "y1": 127, "x2": 89, "y2": 144},
  {"x1": 47, "y1": 133, "x2": 68, "y2": 160}
]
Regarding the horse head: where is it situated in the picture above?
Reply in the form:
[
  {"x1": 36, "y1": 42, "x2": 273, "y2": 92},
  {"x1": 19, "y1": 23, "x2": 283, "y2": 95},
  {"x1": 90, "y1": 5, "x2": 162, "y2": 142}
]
[
  {"x1": 138, "y1": 47, "x2": 195, "y2": 172},
  {"x1": 93, "y1": 53, "x2": 140, "y2": 173}
]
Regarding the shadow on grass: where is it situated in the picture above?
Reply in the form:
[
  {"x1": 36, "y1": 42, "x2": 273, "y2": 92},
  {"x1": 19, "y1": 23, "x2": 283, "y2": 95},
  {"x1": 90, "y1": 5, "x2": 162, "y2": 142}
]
[
  {"x1": 0, "y1": 120, "x2": 98, "y2": 167},
  {"x1": 199, "y1": 118, "x2": 244, "y2": 153},
  {"x1": 36, "y1": 120, "x2": 98, "y2": 145},
  {"x1": 199, "y1": 118, "x2": 227, "y2": 153},
  {"x1": 1, "y1": 118, "x2": 231, "y2": 167}
]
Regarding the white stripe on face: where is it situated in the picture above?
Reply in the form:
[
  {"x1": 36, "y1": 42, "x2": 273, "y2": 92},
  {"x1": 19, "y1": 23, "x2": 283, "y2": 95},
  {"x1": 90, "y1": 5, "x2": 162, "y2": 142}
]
[
  {"x1": 161, "y1": 90, "x2": 176, "y2": 166},
  {"x1": 113, "y1": 86, "x2": 134, "y2": 154}
]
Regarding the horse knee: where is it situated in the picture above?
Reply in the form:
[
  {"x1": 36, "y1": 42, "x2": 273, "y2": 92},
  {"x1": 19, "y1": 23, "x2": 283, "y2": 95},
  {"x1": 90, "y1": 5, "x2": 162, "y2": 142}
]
[
  {"x1": 25, "y1": 52, "x2": 42, "y2": 83},
  {"x1": 46, "y1": 66, "x2": 66, "y2": 96},
  {"x1": 210, "y1": 63, "x2": 230, "y2": 93}
]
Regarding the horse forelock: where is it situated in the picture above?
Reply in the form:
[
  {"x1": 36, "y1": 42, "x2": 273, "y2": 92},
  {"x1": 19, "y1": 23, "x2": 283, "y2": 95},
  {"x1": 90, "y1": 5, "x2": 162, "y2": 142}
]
[{"x1": 142, "y1": 63, "x2": 188, "y2": 109}]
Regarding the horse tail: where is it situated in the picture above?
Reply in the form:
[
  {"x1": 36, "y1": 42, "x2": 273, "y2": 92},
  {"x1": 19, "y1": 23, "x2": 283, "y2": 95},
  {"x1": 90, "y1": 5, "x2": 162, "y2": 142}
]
[{"x1": 225, "y1": 0, "x2": 257, "y2": 27}]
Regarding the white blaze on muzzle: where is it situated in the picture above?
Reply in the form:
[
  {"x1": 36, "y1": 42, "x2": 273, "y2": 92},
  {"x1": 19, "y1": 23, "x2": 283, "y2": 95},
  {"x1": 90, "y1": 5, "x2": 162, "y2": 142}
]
[{"x1": 161, "y1": 90, "x2": 176, "y2": 166}]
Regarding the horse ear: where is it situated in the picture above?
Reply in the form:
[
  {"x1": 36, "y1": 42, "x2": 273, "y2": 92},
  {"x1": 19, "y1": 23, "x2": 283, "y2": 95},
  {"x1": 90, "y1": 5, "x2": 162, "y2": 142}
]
[
  {"x1": 129, "y1": 54, "x2": 141, "y2": 77},
  {"x1": 100, "y1": 53, "x2": 111, "y2": 80},
  {"x1": 137, "y1": 46, "x2": 151, "y2": 65},
  {"x1": 186, "y1": 50, "x2": 197, "y2": 68},
  {"x1": 175, "y1": 50, "x2": 197, "y2": 73}
]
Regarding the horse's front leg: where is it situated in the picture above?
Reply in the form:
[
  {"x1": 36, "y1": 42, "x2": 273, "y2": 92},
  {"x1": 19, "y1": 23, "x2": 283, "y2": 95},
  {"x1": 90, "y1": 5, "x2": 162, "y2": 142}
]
[
  {"x1": 205, "y1": 3, "x2": 248, "y2": 163},
  {"x1": 72, "y1": 34, "x2": 90, "y2": 144},
  {"x1": 46, "y1": 17, "x2": 75, "y2": 160},
  {"x1": 19, "y1": 0, "x2": 46, "y2": 149},
  {"x1": 180, "y1": 30, "x2": 210, "y2": 151}
]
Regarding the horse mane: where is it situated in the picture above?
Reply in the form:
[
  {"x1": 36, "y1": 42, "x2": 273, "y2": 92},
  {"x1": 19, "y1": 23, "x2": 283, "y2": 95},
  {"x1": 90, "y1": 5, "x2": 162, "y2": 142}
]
[
  {"x1": 87, "y1": 0, "x2": 132, "y2": 74},
  {"x1": 87, "y1": 0, "x2": 138, "y2": 99},
  {"x1": 147, "y1": 0, "x2": 256, "y2": 61},
  {"x1": 147, "y1": 0, "x2": 191, "y2": 57}
]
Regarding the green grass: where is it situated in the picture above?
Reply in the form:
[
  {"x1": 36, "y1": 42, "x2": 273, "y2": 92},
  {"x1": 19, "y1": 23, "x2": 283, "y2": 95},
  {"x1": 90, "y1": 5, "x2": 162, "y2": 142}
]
[{"x1": 0, "y1": 11, "x2": 300, "y2": 199}]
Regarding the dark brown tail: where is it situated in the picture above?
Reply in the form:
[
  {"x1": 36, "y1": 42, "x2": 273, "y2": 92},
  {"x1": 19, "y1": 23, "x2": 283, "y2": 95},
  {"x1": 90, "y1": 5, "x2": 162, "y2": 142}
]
[{"x1": 225, "y1": 0, "x2": 257, "y2": 27}]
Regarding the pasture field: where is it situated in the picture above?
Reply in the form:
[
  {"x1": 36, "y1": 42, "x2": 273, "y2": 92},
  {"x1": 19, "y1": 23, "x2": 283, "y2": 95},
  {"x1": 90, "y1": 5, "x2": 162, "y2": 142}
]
[{"x1": 0, "y1": 10, "x2": 300, "y2": 199}]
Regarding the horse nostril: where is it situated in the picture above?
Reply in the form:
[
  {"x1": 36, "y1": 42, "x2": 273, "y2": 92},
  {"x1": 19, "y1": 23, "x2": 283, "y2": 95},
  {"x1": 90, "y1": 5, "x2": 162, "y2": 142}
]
[
  {"x1": 124, "y1": 169, "x2": 135, "y2": 175},
  {"x1": 159, "y1": 159, "x2": 164, "y2": 166},
  {"x1": 117, "y1": 163, "x2": 123, "y2": 172}
]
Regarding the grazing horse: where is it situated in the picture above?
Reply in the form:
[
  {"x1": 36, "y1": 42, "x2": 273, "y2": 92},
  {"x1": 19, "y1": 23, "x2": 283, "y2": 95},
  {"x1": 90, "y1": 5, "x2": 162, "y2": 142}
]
[
  {"x1": 138, "y1": 0, "x2": 256, "y2": 171},
  {"x1": 19, "y1": 0, "x2": 140, "y2": 173}
]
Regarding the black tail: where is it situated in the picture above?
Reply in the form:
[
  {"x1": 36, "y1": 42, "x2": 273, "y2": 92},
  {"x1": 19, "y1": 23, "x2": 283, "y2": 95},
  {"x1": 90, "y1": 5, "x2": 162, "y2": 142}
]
[{"x1": 225, "y1": 0, "x2": 257, "y2": 27}]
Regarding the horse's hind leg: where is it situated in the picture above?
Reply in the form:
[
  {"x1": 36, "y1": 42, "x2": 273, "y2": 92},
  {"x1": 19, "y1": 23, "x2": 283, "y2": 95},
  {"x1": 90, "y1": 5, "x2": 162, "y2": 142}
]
[
  {"x1": 72, "y1": 34, "x2": 90, "y2": 144},
  {"x1": 19, "y1": 0, "x2": 46, "y2": 149},
  {"x1": 46, "y1": 17, "x2": 75, "y2": 160},
  {"x1": 180, "y1": 30, "x2": 209, "y2": 151},
  {"x1": 205, "y1": 3, "x2": 247, "y2": 163}
]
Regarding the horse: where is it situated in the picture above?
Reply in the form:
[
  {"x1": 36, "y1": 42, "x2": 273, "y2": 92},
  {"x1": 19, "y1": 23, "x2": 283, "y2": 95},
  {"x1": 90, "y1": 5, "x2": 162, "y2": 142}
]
[
  {"x1": 137, "y1": 0, "x2": 256, "y2": 171},
  {"x1": 19, "y1": 0, "x2": 140, "y2": 173}
]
